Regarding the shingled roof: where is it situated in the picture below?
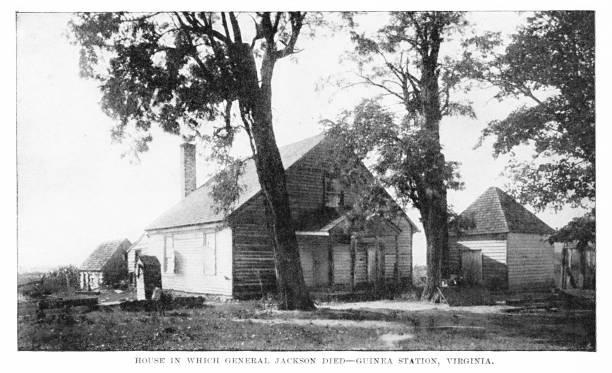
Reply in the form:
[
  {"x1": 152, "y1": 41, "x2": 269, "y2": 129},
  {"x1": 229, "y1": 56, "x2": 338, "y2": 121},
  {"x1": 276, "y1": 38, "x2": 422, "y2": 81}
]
[
  {"x1": 146, "y1": 134, "x2": 326, "y2": 231},
  {"x1": 456, "y1": 187, "x2": 554, "y2": 236},
  {"x1": 80, "y1": 239, "x2": 131, "y2": 271}
]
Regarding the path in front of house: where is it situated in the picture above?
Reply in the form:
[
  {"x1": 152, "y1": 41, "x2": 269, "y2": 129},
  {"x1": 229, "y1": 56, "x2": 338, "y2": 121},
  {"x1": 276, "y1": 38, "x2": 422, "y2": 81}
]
[
  {"x1": 231, "y1": 300, "x2": 514, "y2": 348},
  {"x1": 233, "y1": 317, "x2": 410, "y2": 329},
  {"x1": 232, "y1": 315, "x2": 416, "y2": 348},
  {"x1": 319, "y1": 300, "x2": 518, "y2": 314}
]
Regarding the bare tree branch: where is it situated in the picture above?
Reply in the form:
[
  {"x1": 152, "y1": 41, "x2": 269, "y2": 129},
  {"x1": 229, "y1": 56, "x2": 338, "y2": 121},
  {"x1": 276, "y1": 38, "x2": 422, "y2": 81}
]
[
  {"x1": 274, "y1": 12, "x2": 306, "y2": 59},
  {"x1": 228, "y1": 12, "x2": 243, "y2": 44}
]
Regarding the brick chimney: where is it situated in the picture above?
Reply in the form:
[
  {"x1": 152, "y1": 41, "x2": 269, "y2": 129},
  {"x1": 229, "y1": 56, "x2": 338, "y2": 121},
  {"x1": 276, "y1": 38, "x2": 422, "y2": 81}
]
[{"x1": 180, "y1": 142, "x2": 196, "y2": 198}]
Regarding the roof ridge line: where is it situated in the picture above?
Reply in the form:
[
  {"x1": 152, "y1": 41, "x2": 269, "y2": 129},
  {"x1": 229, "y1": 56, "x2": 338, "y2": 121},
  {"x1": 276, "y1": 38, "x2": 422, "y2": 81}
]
[{"x1": 492, "y1": 187, "x2": 511, "y2": 233}]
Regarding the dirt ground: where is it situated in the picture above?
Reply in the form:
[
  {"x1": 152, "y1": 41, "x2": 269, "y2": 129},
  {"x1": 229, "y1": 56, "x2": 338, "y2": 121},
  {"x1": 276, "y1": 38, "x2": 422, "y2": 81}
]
[{"x1": 17, "y1": 294, "x2": 595, "y2": 351}]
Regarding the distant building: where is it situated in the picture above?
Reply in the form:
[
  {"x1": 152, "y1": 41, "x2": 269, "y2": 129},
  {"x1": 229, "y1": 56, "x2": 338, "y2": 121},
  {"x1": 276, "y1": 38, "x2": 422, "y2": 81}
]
[
  {"x1": 79, "y1": 239, "x2": 131, "y2": 290},
  {"x1": 449, "y1": 187, "x2": 555, "y2": 291},
  {"x1": 129, "y1": 134, "x2": 418, "y2": 298}
]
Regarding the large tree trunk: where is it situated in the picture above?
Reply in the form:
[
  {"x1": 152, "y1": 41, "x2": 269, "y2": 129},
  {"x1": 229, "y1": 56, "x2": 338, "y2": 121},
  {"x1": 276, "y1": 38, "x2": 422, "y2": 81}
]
[
  {"x1": 420, "y1": 198, "x2": 448, "y2": 300},
  {"x1": 234, "y1": 42, "x2": 314, "y2": 310},
  {"x1": 417, "y1": 28, "x2": 450, "y2": 301},
  {"x1": 250, "y1": 116, "x2": 314, "y2": 310}
]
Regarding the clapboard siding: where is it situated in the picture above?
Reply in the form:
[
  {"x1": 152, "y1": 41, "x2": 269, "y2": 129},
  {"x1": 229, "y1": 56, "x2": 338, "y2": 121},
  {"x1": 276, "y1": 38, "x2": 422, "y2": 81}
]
[
  {"x1": 145, "y1": 225, "x2": 233, "y2": 296},
  {"x1": 229, "y1": 141, "x2": 417, "y2": 296},
  {"x1": 507, "y1": 233, "x2": 554, "y2": 290},
  {"x1": 449, "y1": 234, "x2": 507, "y2": 287},
  {"x1": 231, "y1": 214, "x2": 277, "y2": 298},
  {"x1": 229, "y1": 143, "x2": 331, "y2": 297},
  {"x1": 284, "y1": 143, "x2": 364, "y2": 217}
]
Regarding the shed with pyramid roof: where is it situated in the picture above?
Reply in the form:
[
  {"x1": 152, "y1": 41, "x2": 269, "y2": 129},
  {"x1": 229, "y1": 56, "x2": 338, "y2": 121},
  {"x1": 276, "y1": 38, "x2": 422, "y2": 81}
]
[{"x1": 449, "y1": 187, "x2": 555, "y2": 291}]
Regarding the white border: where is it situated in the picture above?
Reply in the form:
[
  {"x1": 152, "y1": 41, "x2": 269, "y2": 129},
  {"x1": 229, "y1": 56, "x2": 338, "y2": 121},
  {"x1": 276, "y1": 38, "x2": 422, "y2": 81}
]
[{"x1": 4, "y1": 1, "x2": 611, "y2": 371}]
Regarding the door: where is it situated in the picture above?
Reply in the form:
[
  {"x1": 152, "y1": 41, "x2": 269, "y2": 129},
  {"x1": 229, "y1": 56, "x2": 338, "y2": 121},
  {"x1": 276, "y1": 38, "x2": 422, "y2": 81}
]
[
  {"x1": 367, "y1": 247, "x2": 377, "y2": 282},
  {"x1": 461, "y1": 249, "x2": 483, "y2": 285},
  {"x1": 136, "y1": 265, "x2": 146, "y2": 300},
  {"x1": 312, "y1": 247, "x2": 329, "y2": 287}
]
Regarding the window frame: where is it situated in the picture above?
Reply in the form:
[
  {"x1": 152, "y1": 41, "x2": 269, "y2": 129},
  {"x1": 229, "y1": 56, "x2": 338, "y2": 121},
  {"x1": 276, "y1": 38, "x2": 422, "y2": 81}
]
[{"x1": 324, "y1": 171, "x2": 343, "y2": 208}]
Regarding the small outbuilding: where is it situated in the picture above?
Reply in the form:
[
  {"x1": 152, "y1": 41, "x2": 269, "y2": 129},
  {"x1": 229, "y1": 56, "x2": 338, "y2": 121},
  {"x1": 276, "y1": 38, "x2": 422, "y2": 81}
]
[
  {"x1": 136, "y1": 255, "x2": 162, "y2": 300},
  {"x1": 79, "y1": 239, "x2": 131, "y2": 290},
  {"x1": 449, "y1": 187, "x2": 555, "y2": 291}
]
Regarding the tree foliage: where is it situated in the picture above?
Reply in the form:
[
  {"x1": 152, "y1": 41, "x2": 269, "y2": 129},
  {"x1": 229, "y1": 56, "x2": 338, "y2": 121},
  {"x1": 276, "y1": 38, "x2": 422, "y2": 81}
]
[
  {"x1": 474, "y1": 11, "x2": 595, "y2": 210},
  {"x1": 549, "y1": 210, "x2": 595, "y2": 246},
  {"x1": 325, "y1": 12, "x2": 493, "y2": 299},
  {"x1": 71, "y1": 12, "x2": 305, "y2": 154},
  {"x1": 71, "y1": 12, "x2": 315, "y2": 310},
  {"x1": 325, "y1": 99, "x2": 463, "y2": 210}
]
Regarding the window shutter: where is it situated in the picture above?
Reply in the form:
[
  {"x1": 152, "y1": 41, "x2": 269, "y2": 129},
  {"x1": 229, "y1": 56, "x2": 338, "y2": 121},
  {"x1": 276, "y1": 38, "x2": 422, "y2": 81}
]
[
  {"x1": 203, "y1": 232, "x2": 216, "y2": 275},
  {"x1": 164, "y1": 235, "x2": 175, "y2": 274}
]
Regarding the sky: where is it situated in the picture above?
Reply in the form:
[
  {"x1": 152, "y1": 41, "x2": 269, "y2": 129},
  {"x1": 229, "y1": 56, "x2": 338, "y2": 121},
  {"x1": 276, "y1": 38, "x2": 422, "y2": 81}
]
[{"x1": 16, "y1": 12, "x2": 590, "y2": 272}]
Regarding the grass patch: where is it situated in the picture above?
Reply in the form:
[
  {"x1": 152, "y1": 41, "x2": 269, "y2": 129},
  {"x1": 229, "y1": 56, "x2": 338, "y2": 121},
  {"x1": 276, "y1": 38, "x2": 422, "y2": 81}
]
[{"x1": 18, "y1": 298, "x2": 594, "y2": 351}]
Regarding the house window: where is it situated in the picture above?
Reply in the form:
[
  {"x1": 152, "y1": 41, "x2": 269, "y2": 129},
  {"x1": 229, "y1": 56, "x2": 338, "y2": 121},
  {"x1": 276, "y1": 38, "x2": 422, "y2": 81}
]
[
  {"x1": 203, "y1": 232, "x2": 216, "y2": 275},
  {"x1": 324, "y1": 172, "x2": 343, "y2": 208},
  {"x1": 163, "y1": 235, "x2": 175, "y2": 273}
]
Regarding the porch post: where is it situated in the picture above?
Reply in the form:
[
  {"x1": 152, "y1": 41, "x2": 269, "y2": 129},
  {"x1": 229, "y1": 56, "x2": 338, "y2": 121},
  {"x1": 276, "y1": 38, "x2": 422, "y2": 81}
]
[
  {"x1": 375, "y1": 236, "x2": 382, "y2": 286},
  {"x1": 328, "y1": 236, "x2": 334, "y2": 287},
  {"x1": 394, "y1": 235, "x2": 400, "y2": 286},
  {"x1": 350, "y1": 235, "x2": 356, "y2": 290}
]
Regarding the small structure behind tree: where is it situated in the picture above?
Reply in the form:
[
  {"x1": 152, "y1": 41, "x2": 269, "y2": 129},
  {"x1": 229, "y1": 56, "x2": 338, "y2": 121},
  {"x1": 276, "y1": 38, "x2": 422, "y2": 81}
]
[
  {"x1": 136, "y1": 256, "x2": 162, "y2": 301},
  {"x1": 79, "y1": 239, "x2": 131, "y2": 290},
  {"x1": 449, "y1": 187, "x2": 555, "y2": 291}
]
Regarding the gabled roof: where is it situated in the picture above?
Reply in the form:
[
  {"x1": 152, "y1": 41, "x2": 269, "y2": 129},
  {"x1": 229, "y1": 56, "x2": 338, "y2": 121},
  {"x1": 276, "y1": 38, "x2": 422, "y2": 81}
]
[
  {"x1": 456, "y1": 187, "x2": 554, "y2": 236},
  {"x1": 80, "y1": 239, "x2": 131, "y2": 271},
  {"x1": 145, "y1": 133, "x2": 420, "y2": 233},
  {"x1": 146, "y1": 134, "x2": 326, "y2": 231}
]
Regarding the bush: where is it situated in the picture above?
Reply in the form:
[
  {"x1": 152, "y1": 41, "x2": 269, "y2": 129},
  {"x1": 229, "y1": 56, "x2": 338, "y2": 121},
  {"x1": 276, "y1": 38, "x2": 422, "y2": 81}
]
[{"x1": 22, "y1": 266, "x2": 80, "y2": 297}]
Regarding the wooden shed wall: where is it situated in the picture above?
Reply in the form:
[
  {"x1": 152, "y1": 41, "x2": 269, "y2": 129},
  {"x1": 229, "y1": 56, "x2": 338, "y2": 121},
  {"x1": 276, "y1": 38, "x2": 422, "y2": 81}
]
[
  {"x1": 506, "y1": 233, "x2": 554, "y2": 290},
  {"x1": 449, "y1": 233, "x2": 508, "y2": 288}
]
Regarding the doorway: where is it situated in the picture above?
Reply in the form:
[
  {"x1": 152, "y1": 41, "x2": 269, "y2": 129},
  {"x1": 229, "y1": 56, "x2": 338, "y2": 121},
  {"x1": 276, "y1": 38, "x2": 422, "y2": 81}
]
[{"x1": 461, "y1": 249, "x2": 483, "y2": 285}]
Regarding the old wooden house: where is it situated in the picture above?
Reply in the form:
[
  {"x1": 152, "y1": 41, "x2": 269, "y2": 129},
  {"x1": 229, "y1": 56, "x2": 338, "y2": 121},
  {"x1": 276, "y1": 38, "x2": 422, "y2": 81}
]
[
  {"x1": 79, "y1": 239, "x2": 131, "y2": 290},
  {"x1": 449, "y1": 187, "x2": 555, "y2": 291},
  {"x1": 129, "y1": 134, "x2": 418, "y2": 298}
]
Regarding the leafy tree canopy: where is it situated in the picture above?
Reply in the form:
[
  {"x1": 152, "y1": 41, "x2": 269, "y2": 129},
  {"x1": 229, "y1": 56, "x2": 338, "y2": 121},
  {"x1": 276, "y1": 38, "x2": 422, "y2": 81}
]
[
  {"x1": 70, "y1": 12, "x2": 311, "y2": 157},
  {"x1": 71, "y1": 12, "x2": 321, "y2": 310},
  {"x1": 324, "y1": 12, "x2": 498, "y2": 214},
  {"x1": 549, "y1": 209, "x2": 595, "y2": 246},
  {"x1": 473, "y1": 11, "x2": 595, "y2": 211}
]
